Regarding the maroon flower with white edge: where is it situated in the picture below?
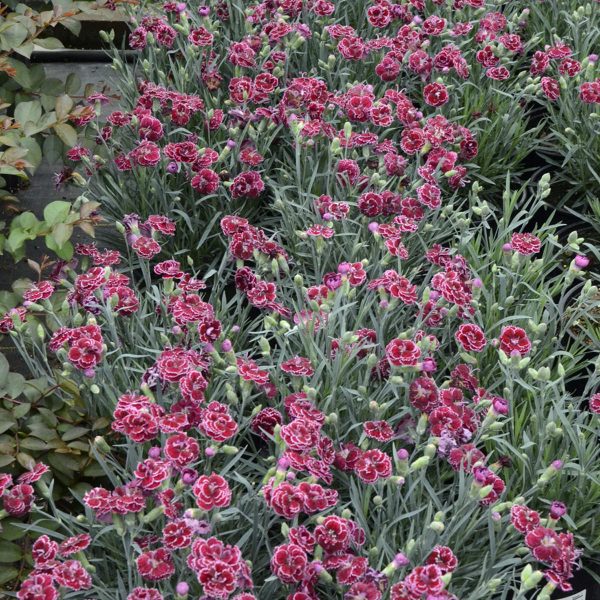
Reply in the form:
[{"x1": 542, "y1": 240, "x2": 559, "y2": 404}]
[
  {"x1": 510, "y1": 504, "x2": 541, "y2": 534},
  {"x1": 193, "y1": 473, "x2": 232, "y2": 511},
  {"x1": 355, "y1": 449, "x2": 392, "y2": 483},
  {"x1": 164, "y1": 433, "x2": 200, "y2": 468},
  {"x1": 3, "y1": 483, "x2": 34, "y2": 516},
  {"x1": 146, "y1": 215, "x2": 175, "y2": 236},
  {"x1": 156, "y1": 347, "x2": 192, "y2": 382},
  {"x1": 134, "y1": 458, "x2": 171, "y2": 491},
  {"x1": 130, "y1": 141, "x2": 161, "y2": 167},
  {"x1": 425, "y1": 545, "x2": 458, "y2": 573},
  {"x1": 364, "y1": 420, "x2": 394, "y2": 442},
  {"x1": 447, "y1": 444, "x2": 485, "y2": 471},
  {"x1": 200, "y1": 401, "x2": 238, "y2": 442},
  {"x1": 18, "y1": 462, "x2": 49, "y2": 484},
  {"x1": 230, "y1": 171, "x2": 264, "y2": 199},
  {"x1": 405, "y1": 564, "x2": 444, "y2": 596},
  {"x1": 280, "y1": 418, "x2": 320, "y2": 452},
  {"x1": 17, "y1": 573, "x2": 58, "y2": 600},
  {"x1": 127, "y1": 588, "x2": 164, "y2": 600},
  {"x1": 409, "y1": 376, "x2": 439, "y2": 413},
  {"x1": 192, "y1": 168, "x2": 220, "y2": 194},
  {"x1": 132, "y1": 236, "x2": 161, "y2": 259},
  {"x1": 315, "y1": 516, "x2": 351, "y2": 553},
  {"x1": 455, "y1": 323, "x2": 486, "y2": 352},
  {"x1": 386, "y1": 338, "x2": 421, "y2": 367},
  {"x1": 541, "y1": 77, "x2": 560, "y2": 101},
  {"x1": 423, "y1": 82, "x2": 449, "y2": 107},
  {"x1": 154, "y1": 259, "x2": 182, "y2": 278},
  {"x1": 162, "y1": 518, "x2": 194, "y2": 550},
  {"x1": 136, "y1": 548, "x2": 175, "y2": 581},
  {"x1": 53, "y1": 560, "x2": 92, "y2": 590},
  {"x1": 23, "y1": 281, "x2": 54, "y2": 303},
  {"x1": 32, "y1": 535, "x2": 59, "y2": 568},
  {"x1": 511, "y1": 232, "x2": 541, "y2": 255},
  {"x1": 499, "y1": 325, "x2": 531, "y2": 356},
  {"x1": 417, "y1": 183, "x2": 442, "y2": 209},
  {"x1": 589, "y1": 393, "x2": 600, "y2": 414},
  {"x1": 525, "y1": 527, "x2": 563, "y2": 563},
  {"x1": 281, "y1": 356, "x2": 314, "y2": 377},
  {"x1": 251, "y1": 407, "x2": 283, "y2": 440},
  {"x1": 58, "y1": 533, "x2": 91, "y2": 557},
  {"x1": 270, "y1": 543, "x2": 308, "y2": 584},
  {"x1": 237, "y1": 358, "x2": 270, "y2": 385}
]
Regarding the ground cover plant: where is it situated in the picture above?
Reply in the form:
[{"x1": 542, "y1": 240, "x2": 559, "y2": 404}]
[{"x1": 1, "y1": 0, "x2": 600, "y2": 599}]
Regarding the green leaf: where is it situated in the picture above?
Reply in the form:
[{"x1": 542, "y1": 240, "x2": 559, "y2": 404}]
[
  {"x1": 54, "y1": 122, "x2": 77, "y2": 147},
  {"x1": 33, "y1": 37, "x2": 64, "y2": 51},
  {"x1": 0, "y1": 353, "x2": 9, "y2": 387},
  {"x1": 14, "y1": 100, "x2": 42, "y2": 126},
  {"x1": 0, "y1": 420, "x2": 15, "y2": 435},
  {"x1": 0, "y1": 541, "x2": 23, "y2": 563},
  {"x1": 43, "y1": 134, "x2": 62, "y2": 164},
  {"x1": 43, "y1": 200, "x2": 72, "y2": 227},
  {"x1": 20, "y1": 437, "x2": 49, "y2": 451},
  {"x1": 0, "y1": 567, "x2": 18, "y2": 585},
  {"x1": 60, "y1": 17, "x2": 81, "y2": 36},
  {"x1": 18, "y1": 138, "x2": 41, "y2": 171},
  {"x1": 16, "y1": 452, "x2": 35, "y2": 470},
  {"x1": 12, "y1": 402, "x2": 31, "y2": 419},
  {"x1": 0, "y1": 455, "x2": 15, "y2": 469},
  {"x1": 0, "y1": 519, "x2": 28, "y2": 541},
  {"x1": 41, "y1": 78, "x2": 65, "y2": 97},
  {"x1": 0, "y1": 23, "x2": 28, "y2": 52},
  {"x1": 65, "y1": 72, "x2": 81, "y2": 96},
  {"x1": 51, "y1": 222, "x2": 73, "y2": 247},
  {"x1": 5, "y1": 372, "x2": 25, "y2": 398},
  {"x1": 6, "y1": 58, "x2": 31, "y2": 88},
  {"x1": 37, "y1": 407, "x2": 58, "y2": 427},
  {"x1": 61, "y1": 426, "x2": 89, "y2": 442},
  {"x1": 45, "y1": 234, "x2": 73, "y2": 260},
  {"x1": 55, "y1": 94, "x2": 74, "y2": 120}
]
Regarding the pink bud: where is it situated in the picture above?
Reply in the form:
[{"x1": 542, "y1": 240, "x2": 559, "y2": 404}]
[
  {"x1": 574, "y1": 255, "x2": 590, "y2": 269},
  {"x1": 368, "y1": 222, "x2": 380, "y2": 233},
  {"x1": 393, "y1": 552, "x2": 410, "y2": 568},
  {"x1": 502, "y1": 243, "x2": 512, "y2": 252},
  {"x1": 176, "y1": 582, "x2": 189, "y2": 595},
  {"x1": 205, "y1": 447, "x2": 216, "y2": 457},
  {"x1": 396, "y1": 449, "x2": 409, "y2": 460},
  {"x1": 221, "y1": 339, "x2": 233, "y2": 352},
  {"x1": 148, "y1": 447, "x2": 161, "y2": 459}
]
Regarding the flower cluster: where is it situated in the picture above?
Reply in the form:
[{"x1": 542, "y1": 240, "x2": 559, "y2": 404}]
[{"x1": 3, "y1": 0, "x2": 600, "y2": 598}]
